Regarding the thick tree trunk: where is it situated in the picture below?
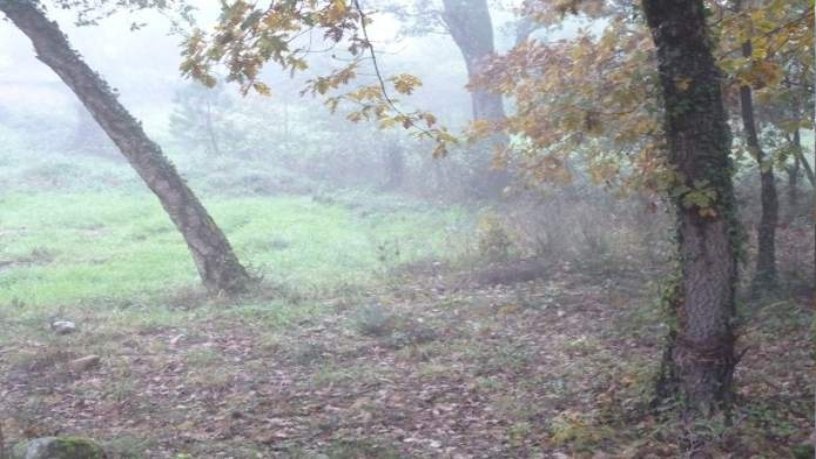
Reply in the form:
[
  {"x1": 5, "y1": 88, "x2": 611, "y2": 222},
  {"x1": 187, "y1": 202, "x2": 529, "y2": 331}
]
[
  {"x1": 0, "y1": 0, "x2": 252, "y2": 294},
  {"x1": 643, "y1": 0, "x2": 739, "y2": 415},
  {"x1": 738, "y1": 37, "x2": 778, "y2": 290},
  {"x1": 442, "y1": 0, "x2": 509, "y2": 197}
]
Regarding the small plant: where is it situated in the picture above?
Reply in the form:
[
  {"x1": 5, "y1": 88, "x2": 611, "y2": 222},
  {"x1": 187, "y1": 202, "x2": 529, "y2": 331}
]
[
  {"x1": 385, "y1": 321, "x2": 439, "y2": 349},
  {"x1": 353, "y1": 303, "x2": 396, "y2": 337},
  {"x1": 507, "y1": 421, "x2": 533, "y2": 448},
  {"x1": 477, "y1": 213, "x2": 514, "y2": 262},
  {"x1": 549, "y1": 410, "x2": 610, "y2": 451},
  {"x1": 375, "y1": 238, "x2": 401, "y2": 266},
  {"x1": 290, "y1": 341, "x2": 329, "y2": 365}
]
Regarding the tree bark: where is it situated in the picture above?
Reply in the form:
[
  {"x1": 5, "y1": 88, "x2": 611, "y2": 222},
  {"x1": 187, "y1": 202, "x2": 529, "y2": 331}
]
[
  {"x1": 441, "y1": 0, "x2": 504, "y2": 122},
  {"x1": 737, "y1": 23, "x2": 778, "y2": 290},
  {"x1": 786, "y1": 130, "x2": 801, "y2": 211},
  {"x1": 441, "y1": 0, "x2": 509, "y2": 197},
  {"x1": 0, "y1": 0, "x2": 252, "y2": 295},
  {"x1": 643, "y1": 0, "x2": 739, "y2": 416}
]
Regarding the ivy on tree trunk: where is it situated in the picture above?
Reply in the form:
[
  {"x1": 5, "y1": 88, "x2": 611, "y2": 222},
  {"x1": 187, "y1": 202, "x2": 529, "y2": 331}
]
[{"x1": 643, "y1": 0, "x2": 740, "y2": 417}]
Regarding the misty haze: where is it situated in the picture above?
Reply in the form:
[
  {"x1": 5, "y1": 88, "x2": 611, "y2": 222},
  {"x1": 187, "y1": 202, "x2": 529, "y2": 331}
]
[{"x1": 0, "y1": 0, "x2": 813, "y2": 457}]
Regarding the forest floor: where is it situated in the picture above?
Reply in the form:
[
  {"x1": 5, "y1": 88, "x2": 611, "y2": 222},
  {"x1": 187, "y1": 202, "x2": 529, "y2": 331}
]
[
  {"x1": 0, "y1": 193, "x2": 813, "y2": 458},
  {"x1": 1, "y1": 259, "x2": 812, "y2": 458}
]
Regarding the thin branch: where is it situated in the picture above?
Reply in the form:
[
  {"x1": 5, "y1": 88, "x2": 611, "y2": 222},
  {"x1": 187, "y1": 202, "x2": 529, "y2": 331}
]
[
  {"x1": 352, "y1": 0, "x2": 399, "y2": 109},
  {"x1": 351, "y1": 0, "x2": 439, "y2": 139}
]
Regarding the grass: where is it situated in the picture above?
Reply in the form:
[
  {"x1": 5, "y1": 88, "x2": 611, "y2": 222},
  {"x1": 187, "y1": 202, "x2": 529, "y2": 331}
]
[{"x1": 0, "y1": 191, "x2": 470, "y2": 311}]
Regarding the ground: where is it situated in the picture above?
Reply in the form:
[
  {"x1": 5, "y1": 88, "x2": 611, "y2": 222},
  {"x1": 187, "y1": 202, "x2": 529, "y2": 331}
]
[{"x1": 0, "y1": 193, "x2": 813, "y2": 458}]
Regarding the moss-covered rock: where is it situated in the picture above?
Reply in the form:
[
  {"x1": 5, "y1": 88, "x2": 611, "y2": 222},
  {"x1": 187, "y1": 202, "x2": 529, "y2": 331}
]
[{"x1": 12, "y1": 436, "x2": 106, "y2": 459}]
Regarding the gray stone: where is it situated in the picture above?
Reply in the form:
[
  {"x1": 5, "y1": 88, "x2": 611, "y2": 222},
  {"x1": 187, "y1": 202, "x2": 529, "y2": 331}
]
[
  {"x1": 50, "y1": 320, "x2": 77, "y2": 335},
  {"x1": 12, "y1": 437, "x2": 106, "y2": 459}
]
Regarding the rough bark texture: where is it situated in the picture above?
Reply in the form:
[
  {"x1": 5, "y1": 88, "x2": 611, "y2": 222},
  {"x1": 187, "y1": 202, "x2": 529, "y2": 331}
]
[
  {"x1": 738, "y1": 39, "x2": 778, "y2": 291},
  {"x1": 0, "y1": 0, "x2": 252, "y2": 294},
  {"x1": 643, "y1": 0, "x2": 739, "y2": 415},
  {"x1": 442, "y1": 0, "x2": 509, "y2": 197}
]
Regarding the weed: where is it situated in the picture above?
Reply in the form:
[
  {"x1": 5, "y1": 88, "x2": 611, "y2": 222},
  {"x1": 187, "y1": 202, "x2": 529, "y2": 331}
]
[
  {"x1": 289, "y1": 341, "x2": 329, "y2": 365},
  {"x1": 353, "y1": 303, "x2": 396, "y2": 337},
  {"x1": 549, "y1": 410, "x2": 611, "y2": 451},
  {"x1": 477, "y1": 213, "x2": 514, "y2": 262},
  {"x1": 507, "y1": 421, "x2": 533, "y2": 447}
]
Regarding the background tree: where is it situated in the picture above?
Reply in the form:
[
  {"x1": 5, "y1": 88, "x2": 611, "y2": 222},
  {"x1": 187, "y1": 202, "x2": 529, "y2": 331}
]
[
  {"x1": 0, "y1": 0, "x2": 253, "y2": 294},
  {"x1": 170, "y1": 82, "x2": 241, "y2": 158},
  {"x1": 441, "y1": 0, "x2": 510, "y2": 196},
  {"x1": 718, "y1": 0, "x2": 814, "y2": 290},
  {"x1": 383, "y1": 0, "x2": 513, "y2": 195},
  {"x1": 736, "y1": 19, "x2": 779, "y2": 291}
]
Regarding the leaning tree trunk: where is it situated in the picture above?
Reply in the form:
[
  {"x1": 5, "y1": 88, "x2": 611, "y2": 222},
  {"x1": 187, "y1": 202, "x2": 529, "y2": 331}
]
[
  {"x1": 736, "y1": 3, "x2": 778, "y2": 291},
  {"x1": 643, "y1": 0, "x2": 739, "y2": 416},
  {"x1": 442, "y1": 0, "x2": 509, "y2": 197},
  {"x1": 0, "y1": 0, "x2": 252, "y2": 294}
]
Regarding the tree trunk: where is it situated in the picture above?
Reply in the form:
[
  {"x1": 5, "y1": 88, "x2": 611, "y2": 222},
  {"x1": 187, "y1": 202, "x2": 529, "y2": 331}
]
[
  {"x1": 643, "y1": 0, "x2": 739, "y2": 416},
  {"x1": 0, "y1": 0, "x2": 252, "y2": 295},
  {"x1": 383, "y1": 138, "x2": 405, "y2": 190},
  {"x1": 204, "y1": 99, "x2": 221, "y2": 157},
  {"x1": 786, "y1": 130, "x2": 801, "y2": 216},
  {"x1": 442, "y1": 0, "x2": 509, "y2": 197},
  {"x1": 737, "y1": 28, "x2": 778, "y2": 291}
]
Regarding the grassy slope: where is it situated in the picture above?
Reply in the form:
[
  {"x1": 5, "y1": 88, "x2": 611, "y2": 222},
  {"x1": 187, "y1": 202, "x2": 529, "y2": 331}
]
[{"x1": 0, "y1": 192, "x2": 469, "y2": 309}]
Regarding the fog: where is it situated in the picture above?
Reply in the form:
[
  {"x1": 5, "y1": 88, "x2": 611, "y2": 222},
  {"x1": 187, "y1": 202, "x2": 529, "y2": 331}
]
[
  {"x1": 0, "y1": 1, "x2": 812, "y2": 457},
  {"x1": 0, "y1": 1, "x2": 479, "y2": 140}
]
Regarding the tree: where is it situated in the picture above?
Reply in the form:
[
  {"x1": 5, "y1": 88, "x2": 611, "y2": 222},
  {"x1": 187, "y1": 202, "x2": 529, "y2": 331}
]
[
  {"x1": 736, "y1": 24, "x2": 779, "y2": 291},
  {"x1": 720, "y1": 0, "x2": 812, "y2": 290},
  {"x1": 441, "y1": 0, "x2": 510, "y2": 196},
  {"x1": 383, "y1": 0, "x2": 512, "y2": 195},
  {"x1": 441, "y1": 0, "x2": 504, "y2": 123},
  {"x1": 642, "y1": 0, "x2": 739, "y2": 415},
  {"x1": 0, "y1": 0, "x2": 253, "y2": 294},
  {"x1": 170, "y1": 82, "x2": 240, "y2": 158}
]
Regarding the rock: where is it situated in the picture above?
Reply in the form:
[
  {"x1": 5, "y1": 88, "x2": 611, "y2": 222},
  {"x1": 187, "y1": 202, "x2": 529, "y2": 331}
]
[
  {"x1": 12, "y1": 436, "x2": 106, "y2": 459},
  {"x1": 50, "y1": 320, "x2": 77, "y2": 335},
  {"x1": 68, "y1": 355, "x2": 101, "y2": 373}
]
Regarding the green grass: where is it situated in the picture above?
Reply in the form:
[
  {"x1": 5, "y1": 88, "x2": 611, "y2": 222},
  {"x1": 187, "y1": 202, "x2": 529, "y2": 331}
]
[{"x1": 0, "y1": 191, "x2": 471, "y2": 309}]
